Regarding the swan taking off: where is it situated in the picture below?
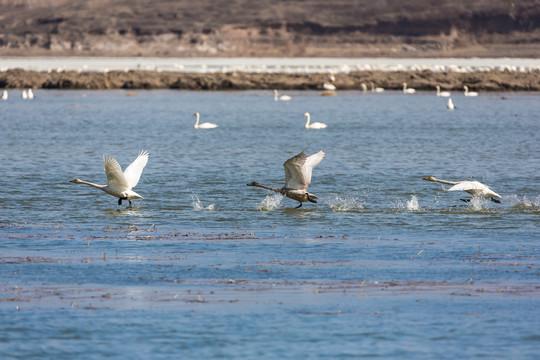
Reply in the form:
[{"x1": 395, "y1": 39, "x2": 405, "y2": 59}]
[
  {"x1": 304, "y1": 112, "x2": 327, "y2": 129},
  {"x1": 447, "y1": 98, "x2": 455, "y2": 110},
  {"x1": 436, "y1": 85, "x2": 451, "y2": 97},
  {"x1": 248, "y1": 150, "x2": 325, "y2": 208},
  {"x1": 463, "y1": 86, "x2": 478, "y2": 97},
  {"x1": 70, "y1": 150, "x2": 149, "y2": 206},
  {"x1": 273, "y1": 89, "x2": 291, "y2": 101},
  {"x1": 193, "y1": 112, "x2": 218, "y2": 129},
  {"x1": 403, "y1": 82, "x2": 416, "y2": 94},
  {"x1": 1, "y1": 89, "x2": 7, "y2": 100},
  {"x1": 424, "y1": 176, "x2": 501, "y2": 203}
]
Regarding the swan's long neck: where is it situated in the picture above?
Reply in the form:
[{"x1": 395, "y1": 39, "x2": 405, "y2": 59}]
[
  {"x1": 403, "y1": 83, "x2": 407, "y2": 91},
  {"x1": 75, "y1": 179, "x2": 107, "y2": 191},
  {"x1": 304, "y1": 114, "x2": 310, "y2": 128},
  {"x1": 194, "y1": 113, "x2": 200, "y2": 128},
  {"x1": 274, "y1": 90, "x2": 278, "y2": 100},
  {"x1": 249, "y1": 182, "x2": 282, "y2": 193},
  {"x1": 436, "y1": 86, "x2": 440, "y2": 95},
  {"x1": 429, "y1": 177, "x2": 458, "y2": 186}
]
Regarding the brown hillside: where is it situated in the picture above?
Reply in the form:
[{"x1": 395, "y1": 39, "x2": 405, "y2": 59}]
[{"x1": 1, "y1": 0, "x2": 539, "y2": 57}]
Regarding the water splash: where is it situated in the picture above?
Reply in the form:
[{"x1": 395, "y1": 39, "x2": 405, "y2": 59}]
[
  {"x1": 469, "y1": 197, "x2": 489, "y2": 211},
  {"x1": 190, "y1": 191, "x2": 215, "y2": 211},
  {"x1": 406, "y1": 195, "x2": 421, "y2": 211},
  {"x1": 257, "y1": 193, "x2": 283, "y2": 211},
  {"x1": 509, "y1": 194, "x2": 540, "y2": 209},
  {"x1": 326, "y1": 196, "x2": 365, "y2": 212},
  {"x1": 393, "y1": 195, "x2": 421, "y2": 211}
]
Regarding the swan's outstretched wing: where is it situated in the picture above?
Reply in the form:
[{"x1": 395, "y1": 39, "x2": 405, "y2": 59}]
[
  {"x1": 283, "y1": 150, "x2": 324, "y2": 190},
  {"x1": 103, "y1": 155, "x2": 129, "y2": 190},
  {"x1": 123, "y1": 150, "x2": 149, "y2": 189},
  {"x1": 448, "y1": 181, "x2": 486, "y2": 192},
  {"x1": 301, "y1": 150, "x2": 325, "y2": 189}
]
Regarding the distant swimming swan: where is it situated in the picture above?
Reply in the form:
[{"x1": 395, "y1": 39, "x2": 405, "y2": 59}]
[
  {"x1": 436, "y1": 85, "x2": 451, "y2": 97},
  {"x1": 371, "y1": 82, "x2": 384, "y2": 93},
  {"x1": 463, "y1": 86, "x2": 478, "y2": 97},
  {"x1": 403, "y1": 82, "x2": 416, "y2": 94},
  {"x1": 70, "y1": 150, "x2": 149, "y2": 206},
  {"x1": 424, "y1": 176, "x2": 501, "y2": 203},
  {"x1": 194, "y1": 112, "x2": 218, "y2": 129},
  {"x1": 248, "y1": 150, "x2": 325, "y2": 208},
  {"x1": 304, "y1": 112, "x2": 327, "y2": 129},
  {"x1": 1, "y1": 89, "x2": 7, "y2": 100},
  {"x1": 274, "y1": 89, "x2": 291, "y2": 101}
]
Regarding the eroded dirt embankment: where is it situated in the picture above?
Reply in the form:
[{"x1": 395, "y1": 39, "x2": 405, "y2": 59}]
[{"x1": 1, "y1": 69, "x2": 540, "y2": 91}]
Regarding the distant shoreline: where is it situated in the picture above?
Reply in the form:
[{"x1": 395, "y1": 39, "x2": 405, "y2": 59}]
[{"x1": 1, "y1": 69, "x2": 539, "y2": 91}]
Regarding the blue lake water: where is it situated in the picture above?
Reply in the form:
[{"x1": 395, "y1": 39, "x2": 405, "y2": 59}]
[{"x1": 0, "y1": 89, "x2": 539, "y2": 359}]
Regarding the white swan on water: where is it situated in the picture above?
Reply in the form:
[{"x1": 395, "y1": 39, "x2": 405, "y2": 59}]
[
  {"x1": 371, "y1": 82, "x2": 384, "y2": 93},
  {"x1": 1, "y1": 89, "x2": 7, "y2": 100},
  {"x1": 463, "y1": 86, "x2": 478, "y2": 97},
  {"x1": 403, "y1": 82, "x2": 416, "y2": 94},
  {"x1": 360, "y1": 83, "x2": 368, "y2": 92},
  {"x1": 27, "y1": 89, "x2": 34, "y2": 99},
  {"x1": 304, "y1": 112, "x2": 327, "y2": 129},
  {"x1": 447, "y1": 98, "x2": 455, "y2": 110},
  {"x1": 424, "y1": 176, "x2": 501, "y2": 203},
  {"x1": 193, "y1": 112, "x2": 218, "y2": 129},
  {"x1": 248, "y1": 150, "x2": 325, "y2": 208},
  {"x1": 273, "y1": 89, "x2": 291, "y2": 101},
  {"x1": 323, "y1": 82, "x2": 336, "y2": 91},
  {"x1": 21, "y1": 90, "x2": 28, "y2": 99},
  {"x1": 70, "y1": 150, "x2": 149, "y2": 206},
  {"x1": 436, "y1": 85, "x2": 451, "y2": 97}
]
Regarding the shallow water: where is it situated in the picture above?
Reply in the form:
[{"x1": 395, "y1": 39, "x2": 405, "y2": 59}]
[{"x1": 0, "y1": 89, "x2": 539, "y2": 359}]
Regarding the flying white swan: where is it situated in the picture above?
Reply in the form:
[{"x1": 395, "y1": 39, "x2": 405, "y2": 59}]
[
  {"x1": 304, "y1": 112, "x2": 327, "y2": 129},
  {"x1": 273, "y1": 89, "x2": 291, "y2": 101},
  {"x1": 447, "y1": 98, "x2": 455, "y2": 110},
  {"x1": 193, "y1": 112, "x2": 218, "y2": 129},
  {"x1": 436, "y1": 85, "x2": 451, "y2": 97},
  {"x1": 70, "y1": 150, "x2": 149, "y2": 206},
  {"x1": 424, "y1": 176, "x2": 501, "y2": 203},
  {"x1": 248, "y1": 150, "x2": 325, "y2": 208},
  {"x1": 463, "y1": 86, "x2": 478, "y2": 97},
  {"x1": 1, "y1": 89, "x2": 7, "y2": 100},
  {"x1": 370, "y1": 82, "x2": 384, "y2": 93},
  {"x1": 403, "y1": 82, "x2": 416, "y2": 94}
]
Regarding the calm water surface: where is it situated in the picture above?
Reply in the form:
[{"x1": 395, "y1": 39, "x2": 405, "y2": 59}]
[{"x1": 0, "y1": 89, "x2": 539, "y2": 359}]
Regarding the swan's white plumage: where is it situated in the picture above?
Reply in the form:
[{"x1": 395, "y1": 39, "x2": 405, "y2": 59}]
[
  {"x1": 304, "y1": 112, "x2": 327, "y2": 129},
  {"x1": 194, "y1": 112, "x2": 218, "y2": 129},
  {"x1": 464, "y1": 86, "x2": 478, "y2": 97},
  {"x1": 371, "y1": 83, "x2": 384, "y2": 93},
  {"x1": 283, "y1": 150, "x2": 325, "y2": 191},
  {"x1": 424, "y1": 176, "x2": 501, "y2": 200},
  {"x1": 436, "y1": 85, "x2": 451, "y2": 97},
  {"x1": 27, "y1": 89, "x2": 34, "y2": 99},
  {"x1": 323, "y1": 82, "x2": 336, "y2": 91},
  {"x1": 273, "y1": 89, "x2": 291, "y2": 101},
  {"x1": 71, "y1": 150, "x2": 149, "y2": 204},
  {"x1": 447, "y1": 98, "x2": 455, "y2": 110},
  {"x1": 403, "y1": 82, "x2": 416, "y2": 94},
  {"x1": 1, "y1": 89, "x2": 8, "y2": 100}
]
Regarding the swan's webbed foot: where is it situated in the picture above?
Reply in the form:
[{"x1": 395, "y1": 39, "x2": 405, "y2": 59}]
[
  {"x1": 307, "y1": 194, "x2": 317, "y2": 203},
  {"x1": 295, "y1": 202, "x2": 303, "y2": 208},
  {"x1": 491, "y1": 198, "x2": 501, "y2": 204},
  {"x1": 460, "y1": 198, "x2": 471, "y2": 203},
  {"x1": 118, "y1": 198, "x2": 123, "y2": 206}
]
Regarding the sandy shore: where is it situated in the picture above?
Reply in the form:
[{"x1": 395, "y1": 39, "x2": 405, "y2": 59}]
[{"x1": 1, "y1": 69, "x2": 540, "y2": 91}]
